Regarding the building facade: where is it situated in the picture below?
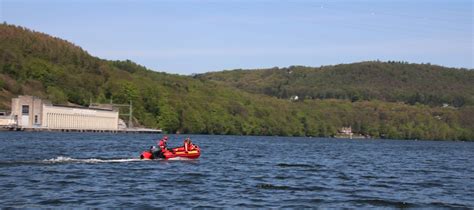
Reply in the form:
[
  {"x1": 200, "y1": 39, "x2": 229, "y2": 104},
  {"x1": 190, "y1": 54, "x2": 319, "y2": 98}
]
[
  {"x1": 0, "y1": 116, "x2": 14, "y2": 127},
  {"x1": 0, "y1": 111, "x2": 14, "y2": 127},
  {"x1": 10, "y1": 95, "x2": 119, "y2": 130}
]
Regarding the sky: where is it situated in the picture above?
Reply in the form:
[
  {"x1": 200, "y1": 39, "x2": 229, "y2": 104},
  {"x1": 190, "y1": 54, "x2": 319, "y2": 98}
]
[{"x1": 1, "y1": 0, "x2": 473, "y2": 74}]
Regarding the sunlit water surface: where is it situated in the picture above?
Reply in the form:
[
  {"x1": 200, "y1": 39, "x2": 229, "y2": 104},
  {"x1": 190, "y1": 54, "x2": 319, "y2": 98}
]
[{"x1": 0, "y1": 132, "x2": 473, "y2": 208}]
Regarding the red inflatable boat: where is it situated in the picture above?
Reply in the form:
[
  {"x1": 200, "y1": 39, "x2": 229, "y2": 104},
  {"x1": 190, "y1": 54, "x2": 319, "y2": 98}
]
[{"x1": 140, "y1": 145, "x2": 201, "y2": 160}]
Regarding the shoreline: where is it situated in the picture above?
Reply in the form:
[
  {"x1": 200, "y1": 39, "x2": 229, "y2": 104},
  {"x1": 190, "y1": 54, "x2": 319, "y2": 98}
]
[
  {"x1": 1, "y1": 129, "x2": 472, "y2": 142},
  {"x1": 0, "y1": 126, "x2": 162, "y2": 134}
]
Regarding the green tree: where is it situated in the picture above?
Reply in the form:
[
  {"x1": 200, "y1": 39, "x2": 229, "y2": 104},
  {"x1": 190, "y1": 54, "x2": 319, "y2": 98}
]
[{"x1": 46, "y1": 86, "x2": 67, "y2": 104}]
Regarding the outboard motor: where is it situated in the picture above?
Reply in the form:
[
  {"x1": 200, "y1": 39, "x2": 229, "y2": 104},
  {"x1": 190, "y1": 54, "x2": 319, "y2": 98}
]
[{"x1": 140, "y1": 151, "x2": 154, "y2": 159}]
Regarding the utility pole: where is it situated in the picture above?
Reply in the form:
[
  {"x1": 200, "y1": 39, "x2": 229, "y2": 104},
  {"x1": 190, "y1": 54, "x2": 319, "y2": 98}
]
[
  {"x1": 109, "y1": 100, "x2": 133, "y2": 129},
  {"x1": 129, "y1": 100, "x2": 133, "y2": 128}
]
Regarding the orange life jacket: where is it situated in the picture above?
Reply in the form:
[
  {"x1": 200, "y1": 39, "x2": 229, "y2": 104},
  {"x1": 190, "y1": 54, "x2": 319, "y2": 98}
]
[
  {"x1": 189, "y1": 143, "x2": 196, "y2": 150},
  {"x1": 158, "y1": 139, "x2": 167, "y2": 149}
]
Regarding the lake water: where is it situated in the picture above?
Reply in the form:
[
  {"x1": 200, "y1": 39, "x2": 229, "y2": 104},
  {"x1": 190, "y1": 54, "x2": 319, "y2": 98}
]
[{"x1": 0, "y1": 132, "x2": 473, "y2": 208}]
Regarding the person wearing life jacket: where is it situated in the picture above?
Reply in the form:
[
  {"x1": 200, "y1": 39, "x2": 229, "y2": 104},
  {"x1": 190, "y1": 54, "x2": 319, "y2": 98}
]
[
  {"x1": 158, "y1": 136, "x2": 168, "y2": 151},
  {"x1": 184, "y1": 137, "x2": 191, "y2": 152},
  {"x1": 189, "y1": 140, "x2": 196, "y2": 151},
  {"x1": 184, "y1": 137, "x2": 197, "y2": 152}
]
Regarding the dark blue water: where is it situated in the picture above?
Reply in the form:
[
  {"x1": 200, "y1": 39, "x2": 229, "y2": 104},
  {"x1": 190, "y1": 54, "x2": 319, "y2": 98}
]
[{"x1": 0, "y1": 132, "x2": 473, "y2": 208}]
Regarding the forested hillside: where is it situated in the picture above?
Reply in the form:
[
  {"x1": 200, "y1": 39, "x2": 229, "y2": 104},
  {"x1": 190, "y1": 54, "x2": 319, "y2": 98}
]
[
  {"x1": 197, "y1": 63, "x2": 474, "y2": 107},
  {"x1": 1, "y1": 23, "x2": 473, "y2": 140}
]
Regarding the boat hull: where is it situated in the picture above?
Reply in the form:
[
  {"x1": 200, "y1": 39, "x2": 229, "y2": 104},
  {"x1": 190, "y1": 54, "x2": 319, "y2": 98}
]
[{"x1": 140, "y1": 147, "x2": 200, "y2": 160}]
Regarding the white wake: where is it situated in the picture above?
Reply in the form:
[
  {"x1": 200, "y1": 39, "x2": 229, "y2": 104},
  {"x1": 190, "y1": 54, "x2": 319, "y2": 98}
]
[{"x1": 44, "y1": 156, "x2": 141, "y2": 163}]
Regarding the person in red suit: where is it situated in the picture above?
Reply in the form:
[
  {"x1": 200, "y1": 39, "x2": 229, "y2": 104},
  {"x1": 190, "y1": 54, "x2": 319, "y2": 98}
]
[{"x1": 158, "y1": 136, "x2": 168, "y2": 152}]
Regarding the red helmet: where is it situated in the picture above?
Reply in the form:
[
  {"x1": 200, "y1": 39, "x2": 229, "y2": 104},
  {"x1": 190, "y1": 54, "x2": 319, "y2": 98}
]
[{"x1": 164, "y1": 136, "x2": 168, "y2": 140}]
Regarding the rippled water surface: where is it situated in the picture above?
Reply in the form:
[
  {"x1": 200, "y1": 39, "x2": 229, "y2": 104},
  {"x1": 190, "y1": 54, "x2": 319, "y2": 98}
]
[{"x1": 0, "y1": 132, "x2": 473, "y2": 208}]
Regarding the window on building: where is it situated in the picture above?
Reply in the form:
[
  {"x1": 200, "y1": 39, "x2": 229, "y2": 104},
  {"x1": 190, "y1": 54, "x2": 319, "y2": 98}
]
[
  {"x1": 22, "y1": 105, "x2": 29, "y2": 115},
  {"x1": 34, "y1": 115, "x2": 39, "y2": 124}
]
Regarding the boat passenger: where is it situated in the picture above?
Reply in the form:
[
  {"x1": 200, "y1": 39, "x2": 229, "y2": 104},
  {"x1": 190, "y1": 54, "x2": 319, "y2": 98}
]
[
  {"x1": 184, "y1": 137, "x2": 196, "y2": 152},
  {"x1": 158, "y1": 136, "x2": 168, "y2": 151},
  {"x1": 189, "y1": 140, "x2": 196, "y2": 151},
  {"x1": 184, "y1": 138, "x2": 190, "y2": 152}
]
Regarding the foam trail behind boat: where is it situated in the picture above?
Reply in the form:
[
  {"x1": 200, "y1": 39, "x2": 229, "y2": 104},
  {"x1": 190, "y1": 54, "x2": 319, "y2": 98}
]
[{"x1": 44, "y1": 156, "x2": 141, "y2": 163}]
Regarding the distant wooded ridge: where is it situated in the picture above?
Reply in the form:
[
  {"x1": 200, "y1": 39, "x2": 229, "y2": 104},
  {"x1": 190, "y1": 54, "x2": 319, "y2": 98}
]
[
  {"x1": 1, "y1": 23, "x2": 473, "y2": 140},
  {"x1": 197, "y1": 62, "x2": 473, "y2": 107}
]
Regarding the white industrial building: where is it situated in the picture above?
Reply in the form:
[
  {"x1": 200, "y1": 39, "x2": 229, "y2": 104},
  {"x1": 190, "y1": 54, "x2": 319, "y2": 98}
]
[{"x1": 9, "y1": 95, "x2": 119, "y2": 131}]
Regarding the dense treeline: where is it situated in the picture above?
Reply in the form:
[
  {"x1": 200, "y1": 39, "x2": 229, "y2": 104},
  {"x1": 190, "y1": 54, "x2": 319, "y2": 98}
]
[
  {"x1": 198, "y1": 63, "x2": 474, "y2": 107},
  {"x1": 0, "y1": 23, "x2": 473, "y2": 140}
]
